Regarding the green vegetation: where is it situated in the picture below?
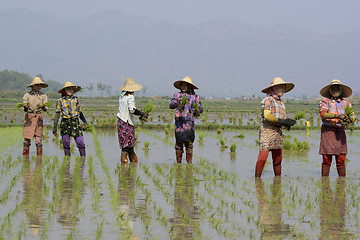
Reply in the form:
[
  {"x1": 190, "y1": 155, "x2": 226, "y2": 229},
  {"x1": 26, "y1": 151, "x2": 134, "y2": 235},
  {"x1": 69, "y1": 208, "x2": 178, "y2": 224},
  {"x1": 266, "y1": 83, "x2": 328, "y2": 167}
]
[
  {"x1": 345, "y1": 105, "x2": 354, "y2": 117},
  {"x1": 283, "y1": 137, "x2": 310, "y2": 151},
  {"x1": 230, "y1": 144, "x2": 237, "y2": 153},
  {"x1": 294, "y1": 111, "x2": 306, "y2": 120}
]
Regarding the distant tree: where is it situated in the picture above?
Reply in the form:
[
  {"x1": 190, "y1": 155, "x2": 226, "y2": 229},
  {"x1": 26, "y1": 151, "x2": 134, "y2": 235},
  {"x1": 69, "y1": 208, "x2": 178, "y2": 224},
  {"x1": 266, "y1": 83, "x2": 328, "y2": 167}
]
[
  {"x1": 97, "y1": 83, "x2": 107, "y2": 97},
  {"x1": 142, "y1": 85, "x2": 148, "y2": 98},
  {"x1": 0, "y1": 69, "x2": 32, "y2": 91},
  {"x1": 0, "y1": 69, "x2": 62, "y2": 93},
  {"x1": 36, "y1": 73, "x2": 44, "y2": 80},
  {"x1": 106, "y1": 85, "x2": 112, "y2": 96}
]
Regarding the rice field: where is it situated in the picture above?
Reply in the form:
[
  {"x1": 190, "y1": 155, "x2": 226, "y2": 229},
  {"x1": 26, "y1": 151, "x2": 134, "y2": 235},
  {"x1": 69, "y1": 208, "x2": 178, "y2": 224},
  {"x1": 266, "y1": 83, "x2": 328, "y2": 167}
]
[{"x1": 1, "y1": 124, "x2": 360, "y2": 239}]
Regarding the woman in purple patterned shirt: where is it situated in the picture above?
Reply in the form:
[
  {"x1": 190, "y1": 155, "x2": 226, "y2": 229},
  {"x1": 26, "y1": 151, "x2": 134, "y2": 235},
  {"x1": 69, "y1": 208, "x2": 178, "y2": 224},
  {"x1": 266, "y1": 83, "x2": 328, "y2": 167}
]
[{"x1": 170, "y1": 76, "x2": 203, "y2": 163}]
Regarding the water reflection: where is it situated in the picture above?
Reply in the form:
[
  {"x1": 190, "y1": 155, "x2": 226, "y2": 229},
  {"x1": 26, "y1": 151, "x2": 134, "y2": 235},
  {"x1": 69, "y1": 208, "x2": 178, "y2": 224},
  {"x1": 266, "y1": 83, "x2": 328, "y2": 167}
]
[
  {"x1": 171, "y1": 164, "x2": 200, "y2": 240},
  {"x1": 22, "y1": 156, "x2": 45, "y2": 237},
  {"x1": 255, "y1": 177, "x2": 290, "y2": 239},
  {"x1": 117, "y1": 162, "x2": 138, "y2": 239},
  {"x1": 319, "y1": 178, "x2": 353, "y2": 240},
  {"x1": 57, "y1": 156, "x2": 86, "y2": 229}
]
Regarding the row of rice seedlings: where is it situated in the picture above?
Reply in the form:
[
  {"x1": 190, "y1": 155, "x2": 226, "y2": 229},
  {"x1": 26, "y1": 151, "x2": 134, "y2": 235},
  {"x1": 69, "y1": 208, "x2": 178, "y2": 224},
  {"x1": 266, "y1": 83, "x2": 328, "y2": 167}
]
[
  {"x1": 0, "y1": 170, "x2": 22, "y2": 204},
  {"x1": 135, "y1": 165, "x2": 170, "y2": 238},
  {"x1": 140, "y1": 163, "x2": 205, "y2": 239},
  {"x1": 92, "y1": 133, "x2": 136, "y2": 237},
  {"x1": 0, "y1": 126, "x2": 22, "y2": 154},
  {"x1": 87, "y1": 156, "x2": 103, "y2": 215},
  {"x1": 182, "y1": 160, "x2": 259, "y2": 238},
  {"x1": 0, "y1": 155, "x2": 23, "y2": 177},
  {"x1": 0, "y1": 202, "x2": 23, "y2": 238}
]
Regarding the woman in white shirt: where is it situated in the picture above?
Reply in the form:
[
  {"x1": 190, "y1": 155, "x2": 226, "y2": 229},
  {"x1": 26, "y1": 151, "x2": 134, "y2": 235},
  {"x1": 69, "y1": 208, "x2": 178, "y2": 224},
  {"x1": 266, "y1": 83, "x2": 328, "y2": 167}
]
[{"x1": 117, "y1": 78, "x2": 148, "y2": 163}]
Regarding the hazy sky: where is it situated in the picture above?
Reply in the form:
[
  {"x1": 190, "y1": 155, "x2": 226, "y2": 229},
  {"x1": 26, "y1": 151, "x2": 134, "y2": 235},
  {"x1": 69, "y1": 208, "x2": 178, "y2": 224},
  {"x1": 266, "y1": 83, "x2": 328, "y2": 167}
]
[{"x1": 2, "y1": 0, "x2": 360, "y2": 34}]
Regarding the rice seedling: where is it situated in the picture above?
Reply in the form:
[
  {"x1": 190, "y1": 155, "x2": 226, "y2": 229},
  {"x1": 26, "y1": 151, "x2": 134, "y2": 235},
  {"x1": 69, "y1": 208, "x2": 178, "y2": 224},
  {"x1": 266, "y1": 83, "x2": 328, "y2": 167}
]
[
  {"x1": 219, "y1": 138, "x2": 227, "y2": 149},
  {"x1": 234, "y1": 133, "x2": 244, "y2": 139},
  {"x1": 230, "y1": 144, "x2": 236, "y2": 154},
  {"x1": 15, "y1": 102, "x2": 25, "y2": 109},
  {"x1": 283, "y1": 139, "x2": 310, "y2": 151},
  {"x1": 43, "y1": 101, "x2": 52, "y2": 108},
  {"x1": 345, "y1": 105, "x2": 354, "y2": 117},
  {"x1": 181, "y1": 96, "x2": 188, "y2": 106},
  {"x1": 81, "y1": 123, "x2": 95, "y2": 133},
  {"x1": 294, "y1": 111, "x2": 306, "y2": 120},
  {"x1": 143, "y1": 141, "x2": 150, "y2": 150}
]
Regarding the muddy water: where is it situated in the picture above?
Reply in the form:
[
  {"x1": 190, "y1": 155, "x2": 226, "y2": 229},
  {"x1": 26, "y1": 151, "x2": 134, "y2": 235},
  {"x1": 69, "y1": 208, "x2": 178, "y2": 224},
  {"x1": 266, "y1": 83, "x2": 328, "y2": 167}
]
[{"x1": 1, "y1": 127, "x2": 360, "y2": 239}]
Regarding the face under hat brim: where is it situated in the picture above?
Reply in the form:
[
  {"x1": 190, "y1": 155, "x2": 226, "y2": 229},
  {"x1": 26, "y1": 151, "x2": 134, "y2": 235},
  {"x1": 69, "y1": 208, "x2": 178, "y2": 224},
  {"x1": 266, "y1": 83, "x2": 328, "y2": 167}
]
[
  {"x1": 261, "y1": 83, "x2": 294, "y2": 94},
  {"x1": 320, "y1": 83, "x2": 352, "y2": 98}
]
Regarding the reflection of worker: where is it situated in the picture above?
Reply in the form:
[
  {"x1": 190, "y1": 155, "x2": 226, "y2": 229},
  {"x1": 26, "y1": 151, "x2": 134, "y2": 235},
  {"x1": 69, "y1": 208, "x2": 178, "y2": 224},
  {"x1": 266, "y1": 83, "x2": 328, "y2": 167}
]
[
  {"x1": 22, "y1": 156, "x2": 45, "y2": 237},
  {"x1": 57, "y1": 156, "x2": 85, "y2": 227},
  {"x1": 171, "y1": 164, "x2": 200, "y2": 239},
  {"x1": 118, "y1": 163, "x2": 138, "y2": 239},
  {"x1": 255, "y1": 177, "x2": 290, "y2": 239},
  {"x1": 319, "y1": 178, "x2": 352, "y2": 240}
]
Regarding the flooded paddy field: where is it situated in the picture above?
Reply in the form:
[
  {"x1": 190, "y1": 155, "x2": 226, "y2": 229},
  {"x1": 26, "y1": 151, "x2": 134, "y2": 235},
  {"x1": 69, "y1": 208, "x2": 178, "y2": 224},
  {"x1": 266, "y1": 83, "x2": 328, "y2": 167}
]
[{"x1": 1, "y1": 126, "x2": 360, "y2": 239}]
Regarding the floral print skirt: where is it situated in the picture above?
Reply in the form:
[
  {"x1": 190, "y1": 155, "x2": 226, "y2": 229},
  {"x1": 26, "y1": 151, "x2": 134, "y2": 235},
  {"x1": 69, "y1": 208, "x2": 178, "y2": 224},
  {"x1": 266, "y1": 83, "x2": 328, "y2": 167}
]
[
  {"x1": 117, "y1": 119, "x2": 136, "y2": 149},
  {"x1": 60, "y1": 118, "x2": 83, "y2": 137}
]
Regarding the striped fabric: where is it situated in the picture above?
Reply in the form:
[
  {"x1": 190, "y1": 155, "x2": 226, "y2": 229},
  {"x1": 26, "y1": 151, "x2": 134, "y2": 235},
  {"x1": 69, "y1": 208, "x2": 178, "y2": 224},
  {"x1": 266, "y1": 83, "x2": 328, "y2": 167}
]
[{"x1": 56, "y1": 96, "x2": 82, "y2": 118}]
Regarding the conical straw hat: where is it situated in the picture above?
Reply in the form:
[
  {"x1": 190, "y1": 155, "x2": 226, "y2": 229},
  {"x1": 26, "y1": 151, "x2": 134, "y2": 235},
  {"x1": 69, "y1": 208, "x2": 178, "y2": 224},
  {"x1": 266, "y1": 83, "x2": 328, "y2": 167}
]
[
  {"x1": 118, "y1": 78, "x2": 143, "y2": 92},
  {"x1": 27, "y1": 77, "x2": 48, "y2": 88},
  {"x1": 58, "y1": 81, "x2": 81, "y2": 93},
  {"x1": 261, "y1": 77, "x2": 294, "y2": 93},
  {"x1": 173, "y1": 76, "x2": 198, "y2": 90},
  {"x1": 320, "y1": 79, "x2": 352, "y2": 98}
]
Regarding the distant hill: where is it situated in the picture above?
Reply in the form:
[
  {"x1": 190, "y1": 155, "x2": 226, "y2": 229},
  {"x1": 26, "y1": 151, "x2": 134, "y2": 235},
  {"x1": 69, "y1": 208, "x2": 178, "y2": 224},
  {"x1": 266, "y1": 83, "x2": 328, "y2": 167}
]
[
  {"x1": 0, "y1": 8, "x2": 359, "y2": 97},
  {"x1": 0, "y1": 69, "x2": 62, "y2": 92}
]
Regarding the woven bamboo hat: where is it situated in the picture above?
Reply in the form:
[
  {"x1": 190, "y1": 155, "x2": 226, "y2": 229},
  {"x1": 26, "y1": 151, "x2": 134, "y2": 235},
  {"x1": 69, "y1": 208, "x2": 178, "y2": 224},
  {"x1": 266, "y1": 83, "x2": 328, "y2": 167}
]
[
  {"x1": 173, "y1": 76, "x2": 198, "y2": 90},
  {"x1": 27, "y1": 77, "x2": 48, "y2": 88},
  {"x1": 320, "y1": 79, "x2": 352, "y2": 98},
  {"x1": 261, "y1": 77, "x2": 294, "y2": 93},
  {"x1": 58, "y1": 81, "x2": 81, "y2": 93},
  {"x1": 119, "y1": 78, "x2": 143, "y2": 92}
]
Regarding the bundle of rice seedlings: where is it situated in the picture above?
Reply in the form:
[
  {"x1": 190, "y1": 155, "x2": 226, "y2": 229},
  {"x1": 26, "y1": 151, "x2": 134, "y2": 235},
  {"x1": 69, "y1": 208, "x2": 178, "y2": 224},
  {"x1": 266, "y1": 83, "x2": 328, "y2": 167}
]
[
  {"x1": 16, "y1": 103, "x2": 24, "y2": 109},
  {"x1": 43, "y1": 102, "x2": 52, "y2": 108},
  {"x1": 82, "y1": 124, "x2": 94, "y2": 133},
  {"x1": 294, "y1": 111, "x2": 306, "y2": 120},
  {"x1": 345, "y1": 105, "x2": 354, "y2": 117}
]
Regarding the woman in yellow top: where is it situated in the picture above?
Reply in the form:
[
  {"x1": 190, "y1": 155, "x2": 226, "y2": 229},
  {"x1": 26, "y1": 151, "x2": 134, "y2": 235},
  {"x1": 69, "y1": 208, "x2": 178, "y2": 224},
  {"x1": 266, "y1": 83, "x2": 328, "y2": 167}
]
[{"x1": 53, "y1": 82, "x2": 87, "y2": 156}]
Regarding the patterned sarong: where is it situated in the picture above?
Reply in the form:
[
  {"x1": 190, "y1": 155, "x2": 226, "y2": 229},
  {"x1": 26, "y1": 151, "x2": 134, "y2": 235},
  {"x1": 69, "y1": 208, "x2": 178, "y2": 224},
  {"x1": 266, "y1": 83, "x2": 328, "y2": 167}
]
[{"x1": 117, "y1": 119, "x2": 136, "y2": 148}]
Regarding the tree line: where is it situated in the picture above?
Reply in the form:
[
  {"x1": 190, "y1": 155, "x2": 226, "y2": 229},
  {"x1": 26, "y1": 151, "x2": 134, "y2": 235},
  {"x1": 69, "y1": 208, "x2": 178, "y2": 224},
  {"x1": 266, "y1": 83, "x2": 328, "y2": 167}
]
[{"x1": 0, "y1": 69, "x2": 115, "y2": 98}]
